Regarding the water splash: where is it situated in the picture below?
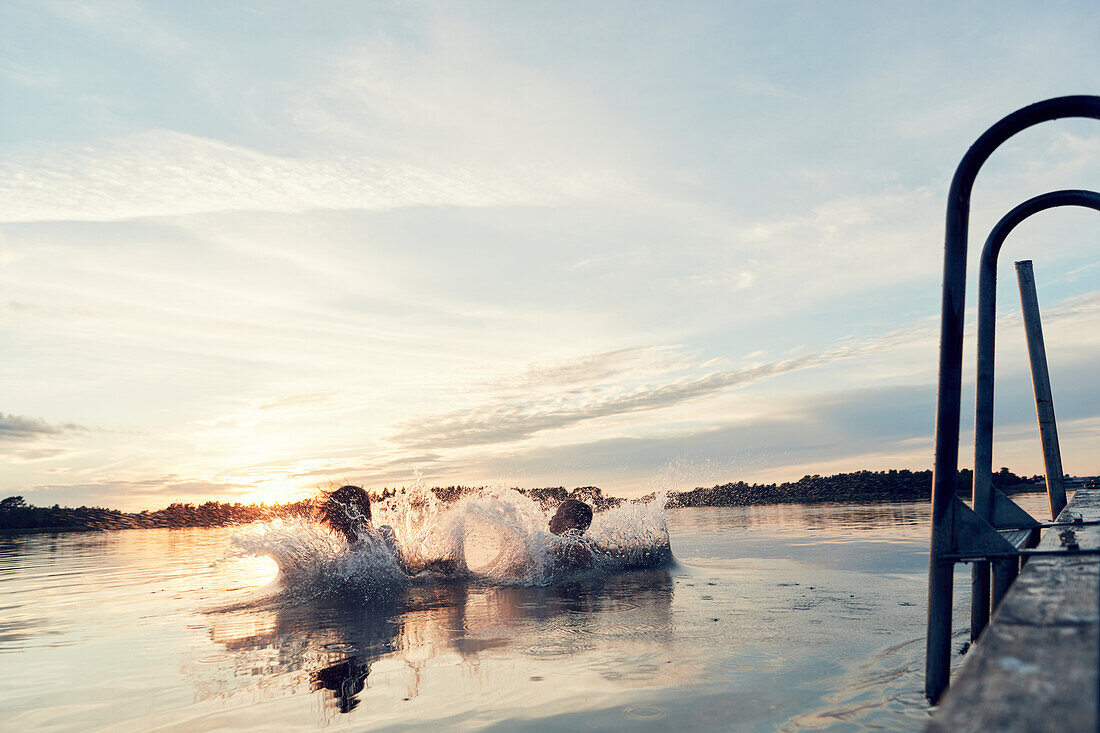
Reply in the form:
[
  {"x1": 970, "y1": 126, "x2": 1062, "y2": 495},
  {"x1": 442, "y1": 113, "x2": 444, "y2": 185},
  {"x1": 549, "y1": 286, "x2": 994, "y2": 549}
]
[
  {"x1": 232, "y1": 488, "x2": 673, "y2": 594},
  {"x1": 589, "y1": 492, "x2": 674, "y2": 571},
  {"x1": 231, "y1": 516, "x2": 406, "y2": 600}
]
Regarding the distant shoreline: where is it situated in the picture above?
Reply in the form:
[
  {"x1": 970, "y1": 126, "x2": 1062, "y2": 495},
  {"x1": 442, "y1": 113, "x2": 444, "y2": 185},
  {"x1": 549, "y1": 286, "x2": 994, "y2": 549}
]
[
  {"x1": 2, "y1": 468, "x2": 1088, "y2": 535},
  {"x1": 662, "y1": 468, "x2": 1067, "y2": 509}
]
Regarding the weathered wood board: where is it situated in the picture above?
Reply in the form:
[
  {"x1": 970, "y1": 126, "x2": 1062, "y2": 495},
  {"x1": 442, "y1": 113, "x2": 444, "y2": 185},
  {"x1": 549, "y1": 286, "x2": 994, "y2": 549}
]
[{"x1": 928, "y1": 487, "x2": 1100, "y2": 732}]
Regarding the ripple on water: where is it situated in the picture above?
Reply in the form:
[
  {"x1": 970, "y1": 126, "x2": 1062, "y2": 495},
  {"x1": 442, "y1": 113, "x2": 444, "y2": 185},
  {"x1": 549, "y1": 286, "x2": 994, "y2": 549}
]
[
  {"x1": 590, "y1": 656, "x2": 667, "y2": 682},
  {"x1": 522, "y1": 640, "x2": 595, "y2": 658},
  {"x1": 321, "y1": 642, "x2": 358, "y2": 652},
  {"x1": 625, "y1": 705, "x2": 667, "y2": 721},
  {"x1": 196, "y1": 654, "x2": 233, "y2": 664},
  {"x1": 564, "y1": 600, "x2": 639, "y2": 614}
]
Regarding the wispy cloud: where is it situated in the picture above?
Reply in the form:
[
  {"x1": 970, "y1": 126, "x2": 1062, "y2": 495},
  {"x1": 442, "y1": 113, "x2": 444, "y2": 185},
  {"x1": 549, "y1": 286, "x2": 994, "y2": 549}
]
[
  {"x1": 0, "y1": 130, "x2": 610, "y2": 223},
  {"x1": 23, "y1": 477, "x2": 254, "y2": 510},
  {"x1": 254, "y1": 392, "x2": 341, "y2": 412},
  {"x1": 283, "y1": 22, "x2": 640, "y2": 174},
  {"x1": 0, "y1": 14, "x2": 641, "y2": 225},
  {"x1": 391, "y1": 327, "x2": 926, "y2": 450},
  {"x1": 488, "y1": 347, "x2": 688, "y2": 393},
  {"x1": 474, "y1": 383, "x2": 938, "y2": 483},
  {"x1": 33, "y1": 0, "x2": 191, "y2": 57},
  {"x1": 0, "y1": 412, "x2": 82, "y2": 442},
  {"x1": 1035, "y1": 289, "x2": 1100, "y2": 323}
]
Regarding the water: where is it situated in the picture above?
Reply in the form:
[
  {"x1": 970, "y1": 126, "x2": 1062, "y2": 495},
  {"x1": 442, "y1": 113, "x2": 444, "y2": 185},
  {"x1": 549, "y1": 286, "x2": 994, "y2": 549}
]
[{"x1": 0, "y1": 490, "x2": 1054, "y2": 731}]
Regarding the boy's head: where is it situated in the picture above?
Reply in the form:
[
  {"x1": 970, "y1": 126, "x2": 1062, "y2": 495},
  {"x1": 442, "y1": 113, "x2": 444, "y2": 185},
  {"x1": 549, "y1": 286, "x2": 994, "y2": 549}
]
[
  {"x1": 548, "y1": 499, "x2": 593, "y2": 536},
  {"x1": 319, "y1": 485, "x2": 372, "y2": 542}
]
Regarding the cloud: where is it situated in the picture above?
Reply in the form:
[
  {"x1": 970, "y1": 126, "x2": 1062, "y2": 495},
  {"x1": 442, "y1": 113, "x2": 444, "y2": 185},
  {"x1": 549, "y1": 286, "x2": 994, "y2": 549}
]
[
  {"x1": 20, "y1": 477, "x2": 255, "y2": 511},
  {"x1": 34, "y1": 0, "x2": 191, "y2": 57},
  {"x1": 489, "y1": 347, "x2": 688, "y2": 392},
  {"x1": 390, "y1": 327, "x2": 926, "y2": 450},
  {"x1": 0, "y1": 130, "x2": 607, "y2": 223},
  {"x1": 9, "y1": 447, "x2": 78, "y2": 462},
  {"x1": 254, "y1": 392, "x2": 341, "y2": 411},
  {"x1": 283, "y1": 23, "x2": 639, "y2": 175},
  {"x1": 1051, "y1": 260, "x2": 1100, "y2": 285},
  {"x1": 467, "y1": 359, "x2": 1100, "y2": 494},
  {"x1": 732, "y1": 186, "x2": 944, "y2": 295},
  {"x1": 477, "y1": 383, "x2": 938, "y2": 482},
  {"x1": 1037, "y1": 289, "x2": 1100, "y2": 323},
  {"x1": 0, "y1": 17, "x2": 639, "y2": 225},
  {"x1": 0, "y1": 412, "x2": 82, "y2": 442}
]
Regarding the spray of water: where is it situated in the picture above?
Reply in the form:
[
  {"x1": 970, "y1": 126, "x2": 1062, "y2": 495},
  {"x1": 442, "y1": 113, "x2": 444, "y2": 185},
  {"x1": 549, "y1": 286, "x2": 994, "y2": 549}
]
[{"x1": 232, "y1": 487, "x2": 673, "y2": 594}]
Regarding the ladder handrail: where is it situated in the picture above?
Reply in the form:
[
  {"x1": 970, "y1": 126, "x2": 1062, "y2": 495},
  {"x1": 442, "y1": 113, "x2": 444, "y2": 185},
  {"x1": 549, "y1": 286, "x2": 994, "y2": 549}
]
[{"x1": 969, "y1": 189, "x2": 1100, "y2": 641}]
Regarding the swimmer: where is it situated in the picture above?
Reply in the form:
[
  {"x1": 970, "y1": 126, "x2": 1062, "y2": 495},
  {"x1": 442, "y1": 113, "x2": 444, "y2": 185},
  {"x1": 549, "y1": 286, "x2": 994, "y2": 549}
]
[
  {"x1": 548, "y1": 498, "x2": 593, "y2": 536},
  {"x1": 548, "y1": 498, "x2": 595, "y2": 568},
  {"x1": 318, "y1": 485, "x2": 458, "y2": 575},
  {"x1": 318, "y1": 485, "x2": 375, "y2": 544},
  {"x1": 318, "y1": 485, "x2": 404, "y2": 561}
]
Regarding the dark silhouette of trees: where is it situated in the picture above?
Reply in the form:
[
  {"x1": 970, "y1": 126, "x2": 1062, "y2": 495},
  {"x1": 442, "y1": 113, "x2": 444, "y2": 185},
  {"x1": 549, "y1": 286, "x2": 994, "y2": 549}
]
[
  {"x1": 667, "y1": 468, "x2": 1041, "y2": 507},
  {"x1": 0, "y1": 496, "x2": 317, "y2": 532}
]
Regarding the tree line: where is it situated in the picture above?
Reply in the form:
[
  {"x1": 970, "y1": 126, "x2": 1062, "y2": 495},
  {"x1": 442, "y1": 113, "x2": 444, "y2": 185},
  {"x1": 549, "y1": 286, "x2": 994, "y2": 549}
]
[
  {"x1": 0, "y1": 496, "x2": 316, "y2": 532},
  {"x1": 666, "y1": 467, "x2": 1042, "y2": 508},
  {"x1": 1, "y1": 468, "x2": 1050, "y2": 532}
]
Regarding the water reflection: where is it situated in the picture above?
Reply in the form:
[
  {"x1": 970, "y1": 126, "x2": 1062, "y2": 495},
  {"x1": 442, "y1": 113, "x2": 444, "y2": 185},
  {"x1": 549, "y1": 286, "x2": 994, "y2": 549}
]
[
  {"x1": 6, "y1": 499, "x2": 1059, "y2": 730},
  {"x1": 203, "y1": 569, "x2": 675, "y2": 715},
  {"x1": 669, "y1": 503, "x2": 930, "y2": 536},
  {"x1": 668, "y1": 491, "x2": 1053, "y2": 537},
  {"x1": 312, "y1": 656, "x2": 371, "y2": 713}
]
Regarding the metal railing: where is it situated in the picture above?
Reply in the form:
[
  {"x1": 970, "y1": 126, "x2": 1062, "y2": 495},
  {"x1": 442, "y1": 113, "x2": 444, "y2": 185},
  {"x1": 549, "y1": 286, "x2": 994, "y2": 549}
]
[
  {"x1": 969, "y1": 190, "x2": 1100, "y2": 642},
  {"x1": 925, "y1": 95, "x2": 1100, "y2": 704}
]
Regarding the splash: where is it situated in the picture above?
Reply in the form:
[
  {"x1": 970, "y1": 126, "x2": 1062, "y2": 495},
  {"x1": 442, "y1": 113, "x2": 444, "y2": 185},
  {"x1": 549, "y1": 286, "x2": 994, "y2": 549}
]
[
  {"x1": 588, "y1": 493, "x2": 674, "y2": 571},
  {"x1": 232, "y1": 487, "x2": 673, "y2": 594},
  {"x1": 231, "y1": 516, "x2": 407, "y2": 600}
]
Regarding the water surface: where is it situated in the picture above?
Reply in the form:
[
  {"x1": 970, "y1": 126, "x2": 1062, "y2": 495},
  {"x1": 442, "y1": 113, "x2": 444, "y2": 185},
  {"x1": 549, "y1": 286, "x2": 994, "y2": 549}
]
[{"x1": 0, "y1": 492, "x2": 1053, "y2": 731}]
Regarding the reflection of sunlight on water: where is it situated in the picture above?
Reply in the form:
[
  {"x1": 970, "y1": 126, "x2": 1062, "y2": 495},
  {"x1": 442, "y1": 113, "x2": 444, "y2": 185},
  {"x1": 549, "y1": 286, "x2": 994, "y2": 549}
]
[
  {"x1": 208, "y1": 609, "x2": 279, "y2": 648},
  {"x1": 221, "y1": 555, "x2": 279, "y2": 589}
]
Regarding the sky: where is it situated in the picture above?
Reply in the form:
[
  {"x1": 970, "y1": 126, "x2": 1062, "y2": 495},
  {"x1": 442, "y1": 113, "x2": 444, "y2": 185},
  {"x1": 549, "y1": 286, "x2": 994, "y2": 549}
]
[{"x1": 2, "y1": 1, "x2": 1099, "y2": 510}]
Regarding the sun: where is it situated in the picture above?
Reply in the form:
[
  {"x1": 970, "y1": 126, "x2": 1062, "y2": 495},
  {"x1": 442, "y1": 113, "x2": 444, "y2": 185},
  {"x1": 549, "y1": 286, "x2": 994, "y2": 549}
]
[{"x1": 232, "y1": 478, "x2": 316, "y2": 507}]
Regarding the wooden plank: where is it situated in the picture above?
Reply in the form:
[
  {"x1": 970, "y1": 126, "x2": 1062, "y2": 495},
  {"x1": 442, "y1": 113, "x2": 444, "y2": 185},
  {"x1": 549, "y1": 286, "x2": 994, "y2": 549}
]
[{"x1": 928, "y1": 487, "x2": 1099, "y2": 732}]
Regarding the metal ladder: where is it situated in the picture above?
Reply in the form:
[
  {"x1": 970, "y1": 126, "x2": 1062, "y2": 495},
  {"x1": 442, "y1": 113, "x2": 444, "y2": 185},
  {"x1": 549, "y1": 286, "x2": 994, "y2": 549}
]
[{"x1": 924, "y1": 96, "x2": 1100, "y2": 704}]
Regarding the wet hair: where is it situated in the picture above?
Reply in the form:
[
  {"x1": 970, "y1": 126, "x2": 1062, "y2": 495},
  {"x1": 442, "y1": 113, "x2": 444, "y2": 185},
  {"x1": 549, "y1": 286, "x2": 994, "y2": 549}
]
[
  {"x1": 548, "y1": 498, "x2": 593, "y2": 536},
  {"x1": 319, "y1": 485, "x2": 372, "y2": 543}
]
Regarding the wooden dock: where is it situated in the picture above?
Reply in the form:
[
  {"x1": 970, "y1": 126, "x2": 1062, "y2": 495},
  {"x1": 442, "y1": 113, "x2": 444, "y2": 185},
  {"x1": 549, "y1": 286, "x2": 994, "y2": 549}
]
[{"x1": 928, "y1": 487, "x2": 1099, "y2": 731}]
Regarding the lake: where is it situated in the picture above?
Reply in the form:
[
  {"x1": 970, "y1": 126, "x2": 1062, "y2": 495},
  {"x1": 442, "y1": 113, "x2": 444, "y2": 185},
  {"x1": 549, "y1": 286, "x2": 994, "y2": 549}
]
[{"x1": 0, "y1": 491, "x2": 1055, "y2": 731}]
